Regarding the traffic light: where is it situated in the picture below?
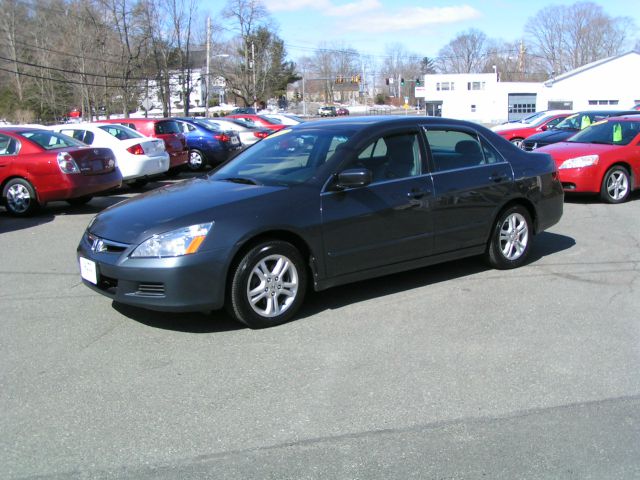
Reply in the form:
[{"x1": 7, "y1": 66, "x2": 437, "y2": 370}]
[
  {"x1": 416, "y1": 78, "x2": 421, "y2": 86},
  {"x1": 385, "y1": 78, "x2": 390, "y2": 85},
  {"x1": 401, "y1": 78, "x2": 405, "y2": 86}
]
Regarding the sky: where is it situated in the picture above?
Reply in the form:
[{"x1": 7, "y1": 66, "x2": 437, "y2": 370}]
[{"x1": 206, "y1": 0, "x2": 640, "y2": 62}]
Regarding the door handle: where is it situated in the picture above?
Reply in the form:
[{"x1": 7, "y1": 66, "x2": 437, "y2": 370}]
[
  {"x1": 407, "y1": 188, "x2": 430, "y2": 199},
  {"x1": 489, "y1": 173, "x2": 508, "y2": 183}
]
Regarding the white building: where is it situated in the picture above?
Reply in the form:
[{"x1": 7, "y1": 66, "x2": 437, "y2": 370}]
[{"x1": 418, "y1": 51, "x2": 640, "y2": 124}]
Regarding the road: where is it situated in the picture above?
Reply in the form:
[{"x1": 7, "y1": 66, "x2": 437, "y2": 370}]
[{"x1": 1, "y1": 179, "x2": 639, "y2": 479}]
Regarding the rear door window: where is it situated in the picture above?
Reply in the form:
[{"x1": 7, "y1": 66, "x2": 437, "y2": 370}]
[
  {"x1": 423, "y1": 129, "x2": 486, "y2": 171},
  {"x1": 155, "y1": 121, "x2": 181, "y2": 135}
]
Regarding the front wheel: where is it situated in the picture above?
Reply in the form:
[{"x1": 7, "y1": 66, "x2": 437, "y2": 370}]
[
  {"x1": 600, "y1": 166, "x2": 630, "y2": 204},
  {"x1": 3, "y1": 178, "x2": 39, "y2": 216},
  {"x1": 485, "y1": 205, "x2": 532, "y2": 269},
  {"x1": 227, "y1": 240, "x2": 307, "y2": 328},
  {"x1": 509, "y1": 137, "x2": 524, "y2": 148}
]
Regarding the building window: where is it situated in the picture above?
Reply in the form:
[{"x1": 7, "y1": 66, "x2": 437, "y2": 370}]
[
  {"x1": 589, "y1": 100, "x2": 619, "y2": 105},
  {"x1": 471, "y1": 105, "x2": 476, "y2": 112},
  {"x1": 467, "y1": 82, "x2": 485, "y2": 91},
  {"x1": 508, "y1": 103, "x2": 536, "y2": 114}
]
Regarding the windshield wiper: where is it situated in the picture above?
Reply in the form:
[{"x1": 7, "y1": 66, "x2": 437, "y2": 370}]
[
  {"x1": 220, "y1": 177, "x2": 260, "y2": 185},
  {"x1": 590, "y1": 140, "x2": 613, "y2": 145}
]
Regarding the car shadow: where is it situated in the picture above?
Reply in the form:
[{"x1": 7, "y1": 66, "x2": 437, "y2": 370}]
[
  {"x1": 296, "y1": 231, "x2": 575, "y2": 320},
  {"x1": 564, "y1": 189, "x2": 640, "y2": 204},
  {"x1": 112, "y1": 302, "x2": 244, "y2": 333},
  {"x1": 0, "y1": 211, "x2": 55, "y2": 233},
  {"x1": 113, "y1": 231, "x2": 575, "y2": 332}
]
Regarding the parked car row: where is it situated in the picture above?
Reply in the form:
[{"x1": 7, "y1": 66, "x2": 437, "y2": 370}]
[
  {"x1": 492, "y1": 109, "x2": 640, "y2": 204},
  {"x1": 0, "y1": 113, "x2": 285, "y2": 216}
]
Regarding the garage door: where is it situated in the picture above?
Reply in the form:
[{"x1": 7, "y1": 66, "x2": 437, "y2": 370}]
[{"x1": 508, "y1": 93, "x2": 537, "y2": 121}]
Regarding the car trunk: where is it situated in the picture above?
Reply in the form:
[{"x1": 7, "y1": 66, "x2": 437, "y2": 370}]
[{"x1": 68, "y1": 148, "x2": 117, "y2": 175}]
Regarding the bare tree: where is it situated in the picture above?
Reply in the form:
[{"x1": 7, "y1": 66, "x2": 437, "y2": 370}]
[
  {"x1": 437, "y1": 29, "x2": 488, "y2": 73},
  {"x1": 525, "y1": 2, "x2": 635, "y2": 75}
]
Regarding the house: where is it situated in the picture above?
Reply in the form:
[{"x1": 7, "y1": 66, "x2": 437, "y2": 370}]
[{"x1": 418, "y1": 51, "x2": 640, "y2": 124}]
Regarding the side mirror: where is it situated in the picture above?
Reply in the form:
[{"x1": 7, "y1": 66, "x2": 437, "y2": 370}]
[{"x1": 336, "y1": 168, "x2": 372, "y2": 189}]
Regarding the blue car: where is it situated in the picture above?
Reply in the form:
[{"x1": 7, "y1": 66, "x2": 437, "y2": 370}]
[{"x1": 174, "y1": 118, "x2": 242, "y2": 171}]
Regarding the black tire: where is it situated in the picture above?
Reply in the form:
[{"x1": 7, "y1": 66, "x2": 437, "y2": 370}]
[
  {"x1": 3, "y1": 178, "x2": 39, "y2": 217},
  {"x1": 509, "y1": 138, "x2": 524, "y2": 148},
  {"x1": 165, "y1": 167, "x2": 182, "y2": 178},
  {"x1": 600, "y1": 165, "x2": 631, "y2": 204},
  {"x1": 131, "y1": 178, "x2": 149, "y2": 188},
  {"x1": 485, "y1": 205, "x2": 532, "y2": 270},
  {"x1": 187, "y1": 150, "x2": 206, "y2": 171},
  {"x1": 227, "y1": 240, "x2": 307, "y2": 329},
  {"x1": 67, "y1": 196, "x2": 93, "y2": 206}
]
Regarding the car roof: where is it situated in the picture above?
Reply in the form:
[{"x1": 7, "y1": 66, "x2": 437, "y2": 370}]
[{"x1": 601, "y1": 115, "x2": 640, "y2": 122}]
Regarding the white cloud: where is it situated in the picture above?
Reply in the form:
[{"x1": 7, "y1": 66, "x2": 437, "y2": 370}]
[
  {"x1": 263, "y1": 0, "x2": 380, "y2": 15},
  {"x1": 325, "y1": 0, "x2": 382, "y2": 16},
  {"x1": 344, "y1": 5, "x2": 482, "y2": 33}
]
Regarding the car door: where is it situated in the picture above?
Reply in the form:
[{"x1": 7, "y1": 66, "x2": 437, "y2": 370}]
[
  {"x1": 423, "y1": 126, "x2": 514, "y2": 254},
  {"x1": 320, "y1": 129, "x2": 435, "y2": 278}
]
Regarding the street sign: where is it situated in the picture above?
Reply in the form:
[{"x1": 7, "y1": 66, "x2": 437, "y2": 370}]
[{"x1": 415, "y1": 86, "x2": 427, "y2": 98}]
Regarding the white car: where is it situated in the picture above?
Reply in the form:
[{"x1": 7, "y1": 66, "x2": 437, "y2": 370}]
[
  {"x1": 491, "y1": 110, "x2": 572, "y2": 132},
  {"x1": 261, "y1": 113, "x2": 303, "y2": 126},
  {"x1": 200, "y1": 118, "x2": 270, "y2": 147},
  {"x1": 48, "y1": 123, "x2": 170, "y2": 183}
]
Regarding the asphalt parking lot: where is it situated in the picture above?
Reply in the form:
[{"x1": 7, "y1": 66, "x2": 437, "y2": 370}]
[{"x1": 1, "y1": 178, "x2": 639, "y2": 479}]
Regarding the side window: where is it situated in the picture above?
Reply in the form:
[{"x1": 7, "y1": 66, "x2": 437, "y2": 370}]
[
  {"x1": 424, "y1": 129, "x2": 485, "y2": 172},
  {"x1": 546, "y1": 117, "x2": 563, "y2": 128},
  {"x1": 0, "y1": 134, "x2": 19, "y2": 155},
  {"x1": 354, "y1": 132, "x2": 421, "y2": 182},
  {"x1": 480, "y1": 138, "x2": 503, "y2": 164}
]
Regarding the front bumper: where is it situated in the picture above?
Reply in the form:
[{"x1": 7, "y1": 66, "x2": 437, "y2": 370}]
[
  {"x1": 558, "y1": 167, "x2": 601, "y2": 193},
  {"x1": 77, "y1": 232, "x2": 229, "y2": 312}
]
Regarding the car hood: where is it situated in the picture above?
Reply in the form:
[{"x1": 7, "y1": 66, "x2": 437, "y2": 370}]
[
  {"x1": 89, "y1": 177, "x2": 287, "y2": 244},
  {"x1": 536, "y1": 142, "x2": 621, "y2": 162},
  {"x1": 525, "y1": 128, "x2": 577, "y2": 143}
]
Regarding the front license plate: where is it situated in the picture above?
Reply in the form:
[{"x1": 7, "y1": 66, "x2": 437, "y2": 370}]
[{"x1": 79, "y1": 257, "x2": 98, "y2": 285}]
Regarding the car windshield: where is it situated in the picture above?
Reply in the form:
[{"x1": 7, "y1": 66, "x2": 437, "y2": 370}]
[
  {"x1": 210, "y1": 128, "x2": 353, "y2": 185},
  {"x1": 20, "y1": 130, "x2": 85, "y2": 150},
  {"x1": 555, "y1": 113, "x2": 609, "y2": 130},
  {"x1": 567, "y1": 120, "x2": 640, "y2": 145},
  {"x1": 191, "y1": 119, "x2": 221, "y2": 132},
  {"x1": 520, "y1": 111, "x2": 548, "y2": 124},
  {"x1": 98, "y1": 124, "x2": 143, "y2": 140}
]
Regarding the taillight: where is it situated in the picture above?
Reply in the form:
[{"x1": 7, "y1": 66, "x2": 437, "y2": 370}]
[
  {"x1": 126, "y1": 144, "x2": 145, "y2": 155},
  {"x1": 56, "y1": 152, "x2": 80, "y2": 174},
  {"x1": 214, "y1": 134, "x2": 231, "y2": 143},
  {"x1": 254, "y1": 131, "x2": 269, "y2": 139}
]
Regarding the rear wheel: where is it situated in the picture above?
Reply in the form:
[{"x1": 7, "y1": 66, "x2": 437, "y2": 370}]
[
  {"x1": 227, "y1": 240, "x2": 307, "y2": 329},
  {"x1": 188, "y1": 150, "x2": 206, "y2": 171},
  {"x1": 485, "y1": 205, "x2": 532, "y2": 269},
  {"x1": 3, "y1": 178, "x2": 39, "y2": 217},
  {"x1": 600, "y1": 166, "x2": 630, "y2": 204}
]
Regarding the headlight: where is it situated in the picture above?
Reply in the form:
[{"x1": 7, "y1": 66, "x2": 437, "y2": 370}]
[
  {"x1": 130, "y1": 222, "x2": 213, "y2": 258},
  {"x1": 558, "y1": 155, "x2": 599, "y2": 169}
]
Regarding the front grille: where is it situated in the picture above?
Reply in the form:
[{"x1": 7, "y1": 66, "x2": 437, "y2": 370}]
[
  {"x1": 86, "y1": 233, "x2": 129, "y2": 254},
  {"x1": 136, "y1": 283, "x2": 165, "y2": 297}
]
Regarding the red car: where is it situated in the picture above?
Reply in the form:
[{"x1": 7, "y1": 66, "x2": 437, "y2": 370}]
[
  {"x1": 492, "y1": 111, "x2": 572, "y2": 146},
  {"x1": 0, "y1": 127, "x2": 122, "y2": 216},
  {"x1": 99, "y1": 118, "x2": 188, "y2": 175},
  {"x1": 224, "y1": 114, "x2": 285, "y2": 132},
  {"x1": 537, "y1": 115, "x2": 640, "y2": 203}
]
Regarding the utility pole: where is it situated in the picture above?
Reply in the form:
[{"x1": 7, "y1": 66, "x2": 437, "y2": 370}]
[
  {"x1": 251, "y1": 42, "x2": 257, "y2": 110},
  {"x1": 205, "y1": 16, "x2": 211, "y2": 117},
  {"x1": 302, "y1": 68, "x2": 307, "y2": 116}
]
